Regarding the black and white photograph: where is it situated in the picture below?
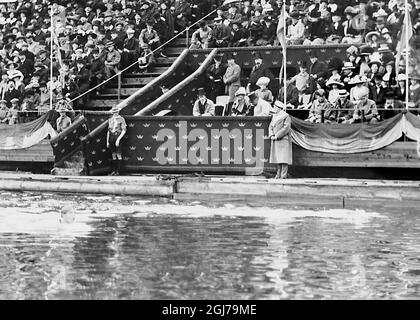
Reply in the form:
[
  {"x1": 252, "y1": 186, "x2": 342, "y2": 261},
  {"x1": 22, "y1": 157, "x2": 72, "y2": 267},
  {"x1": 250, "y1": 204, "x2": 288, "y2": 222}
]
[{"x1": 0, "y1": 0, "x2": 419, "y2": 306}]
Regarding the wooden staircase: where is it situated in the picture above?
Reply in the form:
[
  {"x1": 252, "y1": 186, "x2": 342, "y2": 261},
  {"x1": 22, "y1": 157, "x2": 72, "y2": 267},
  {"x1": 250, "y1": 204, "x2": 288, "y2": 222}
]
[{"x1": 87, "y1": 38, "x2": 186, "y2": 110}]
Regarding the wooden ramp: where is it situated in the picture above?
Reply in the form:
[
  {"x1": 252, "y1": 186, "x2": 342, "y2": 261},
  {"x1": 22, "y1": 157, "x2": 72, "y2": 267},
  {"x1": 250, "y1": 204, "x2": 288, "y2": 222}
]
[{"x1": 0, "y1": 140, "x2": 54, "y2": 173}]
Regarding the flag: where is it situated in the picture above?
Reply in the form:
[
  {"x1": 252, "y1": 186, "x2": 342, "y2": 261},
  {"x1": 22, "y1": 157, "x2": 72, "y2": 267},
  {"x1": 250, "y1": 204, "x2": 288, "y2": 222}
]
[
  {"x1": 277, "y1": 2, "x2": 286, "y2": 50},
  {"x1": 395, "y1": 7, "x2": 413, "y2": 76},
  {"x1": 0, "y1": 113, "x2": 56, "y2": 150}
]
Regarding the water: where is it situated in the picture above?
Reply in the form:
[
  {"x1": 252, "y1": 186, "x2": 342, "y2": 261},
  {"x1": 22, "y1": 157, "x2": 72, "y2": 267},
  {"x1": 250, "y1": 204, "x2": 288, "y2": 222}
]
[{"x1": 0, "y1": 191, "x2": 419, "y2": 300}]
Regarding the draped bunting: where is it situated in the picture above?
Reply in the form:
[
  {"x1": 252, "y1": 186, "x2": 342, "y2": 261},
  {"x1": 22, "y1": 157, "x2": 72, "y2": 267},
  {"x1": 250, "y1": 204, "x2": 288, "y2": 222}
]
[
  {"x1": 0, "y1": 114, "x2": 56, "y2": 150},
  {"x1": 291, "y1": 112, "x2": 420, "y2": 154}
]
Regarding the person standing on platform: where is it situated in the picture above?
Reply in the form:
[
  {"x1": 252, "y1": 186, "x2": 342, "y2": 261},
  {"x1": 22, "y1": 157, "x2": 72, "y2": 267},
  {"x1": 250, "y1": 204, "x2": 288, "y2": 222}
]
[
  {"x1": 269, "y1": 100, "x2": 292, "y2": 179},
  {"x1": 106, "y1": 106, "x2": 127, "y2": 176},
  {"x1": 206, "y1": 53, "x2": 227, "y2": 103},
  {"x1": 223, "y1": 53, "x2": 241, "y2": 112},
  {"x1": 56, "y1": 105, "x2": 72, "y2": 134}
]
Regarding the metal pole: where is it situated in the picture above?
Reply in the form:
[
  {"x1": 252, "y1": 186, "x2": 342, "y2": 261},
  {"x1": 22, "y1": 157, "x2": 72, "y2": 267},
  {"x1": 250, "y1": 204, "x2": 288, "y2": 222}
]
[
  {"x1": 283, "y1": 0, "x2": 287, "y2": 106},
  {"x1": 50, "y1": 6, "x2": 53, "y2": 111},
  {"x1": 117, "y1": 73, "x2": 121, "y2": 104},
  {"x1": 405, "y1": 0, "x2": 410, "y2": 110},
  {"x1": 186, "y1": 27, "x2": 190, "y2": 48}
]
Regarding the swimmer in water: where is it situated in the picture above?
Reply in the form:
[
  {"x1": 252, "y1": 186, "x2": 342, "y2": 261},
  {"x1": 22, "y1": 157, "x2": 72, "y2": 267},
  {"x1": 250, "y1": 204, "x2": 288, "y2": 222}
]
[{"x1": 59, "y1": 205, "x2": 75, "y2": 224}]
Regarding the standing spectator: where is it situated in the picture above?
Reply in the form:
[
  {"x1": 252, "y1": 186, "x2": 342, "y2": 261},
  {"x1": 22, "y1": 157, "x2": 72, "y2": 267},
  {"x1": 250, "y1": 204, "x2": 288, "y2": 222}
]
[
  {"x1": 104, "y1": 41, "x2": 121, "y2": 79},
  {"x1": 247, "y1": 52, "x2": 274, "y2": 93},
  {"x1": 269, "y1": 100, "x2": 292, "y2": 179},
  {"x1": 223, "y1": 53, "x2": 241, "y2": 104},
  {"x1": 308, "y1": 51, "x2": 328, "y2": 94},
  {"x1": 121, "y1": 28, "x2": 139, "y2": 71},
  {"x1": 206, "y1": 53, "x2": 227, "y2": 103}
]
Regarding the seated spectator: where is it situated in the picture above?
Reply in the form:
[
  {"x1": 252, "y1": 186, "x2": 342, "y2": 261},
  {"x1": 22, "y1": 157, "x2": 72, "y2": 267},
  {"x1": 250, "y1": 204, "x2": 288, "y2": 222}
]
[
  {"x1": 248, "y1": 91, "x2": 271, "y2": 116},
  {"x1": 325, "y1": 79, "x2": 344, "y2": 106},
  {"x1": 394, "y1": 73, "x2": 407, "y2": 102},
  {"x1": 4, "y1": 79, "x2": 20, "y2": 108},
  {"x1": 349, "y1": 75, "x2": 369, "y2": 104},
  {"x1": 408, "y1": 73, "x2": 420, "y2": 113},
  {"x1": 212, "y1": 17, "x2": 231, "y2": 48},
  {"x1": 351, "y1": 87, "x2": 380, "y2": 124},
  {"x1": 336, "y1": 89, "x2": 355, "y2": 124},
  {"x1": 230, "y1": 87, "x2": 252, "y2": 116},
  {"x1": 192, "y1": 88, "x2": 215, "y2": 117},
  {"x1": 5, "y1": 98, "x2": 20, "y2": 125},
  {"x1": 306, "y1": 89, "x2": 333, "y2": 123},
  {"x1": 120, "y1": 28, "x2": 140, "y2": 71},
  {"x1": 139, "y1": 20, "x2": 161, "y2": 53},
  {"x1": 369, "y1": 74, "x2": 387, "y2": 108},
  {"x1": 0, "y1": 99, "x2": 9, "y2": 123},
  {"x1": 380, "y1": 90, "x2": 403, "y2": 120},
  {"x1": 138, "y1": 44, "x2": 155, "y2": 73},
  {"x1": 191, "y1": 21, "x2": 213, "y2": 49},
  {"x1": 229, "y1": 21, "x2": 248, "y2": 47},
  {"x1": 287, "y1": 10, "x2": 305, "y2": 45},
  {"x1": 255, "y1": 76, "x2": 274, "y2": 103}
]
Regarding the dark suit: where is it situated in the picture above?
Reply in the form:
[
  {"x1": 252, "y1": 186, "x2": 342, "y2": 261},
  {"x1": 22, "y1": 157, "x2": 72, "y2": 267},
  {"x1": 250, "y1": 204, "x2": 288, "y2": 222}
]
[
  {"x1": 206, "y1": 62, "x2": 227, "y2": 102},
  {"x1": 121, "y1": 37, "x2": 140, "y2": 70},
  {"x1": 18, "y1": 58, "x2": 34, "y2": 84},
  {"x1": 248, "y1": 63, "x2": 274, "y2": 92}
]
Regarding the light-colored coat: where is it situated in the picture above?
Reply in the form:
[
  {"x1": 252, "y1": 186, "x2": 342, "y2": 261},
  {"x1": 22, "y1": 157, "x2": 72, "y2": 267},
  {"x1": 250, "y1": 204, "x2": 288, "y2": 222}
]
[
  {"x1": 269, "y1": 112, "x2": 292, "y2": 165},
  {"x1": 223, "y1": 63, "x2": 241, "y2": 102}
]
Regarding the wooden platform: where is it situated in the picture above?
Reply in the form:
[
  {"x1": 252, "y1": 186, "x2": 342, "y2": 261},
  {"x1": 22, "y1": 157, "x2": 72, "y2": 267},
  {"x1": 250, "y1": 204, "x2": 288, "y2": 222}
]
[
  {"x1": 0, "y1": 140, "x2": 54, "y2": 173},
  {"x1": 1, "y1": 173, "x2": 420, "y2": 211}
]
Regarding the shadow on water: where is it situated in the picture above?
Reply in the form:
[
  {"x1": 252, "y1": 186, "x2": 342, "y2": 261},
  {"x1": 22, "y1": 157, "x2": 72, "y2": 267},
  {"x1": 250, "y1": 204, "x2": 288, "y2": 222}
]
[{"x1": 0, "y1": 192, "x2": 420, "y2": 299}]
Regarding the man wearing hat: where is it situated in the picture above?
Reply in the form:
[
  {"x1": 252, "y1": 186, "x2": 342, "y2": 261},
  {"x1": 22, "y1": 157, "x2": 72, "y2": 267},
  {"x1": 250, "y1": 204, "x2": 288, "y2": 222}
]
[
  {"x1": 269, "y1": 100, "x2": 292, "y2": 179},
  {"x1": 247, "y1": 52, "x2": 274, "y2": 92},
  {"x1": 308, "y1": 51, "x2": 328, "y2": 94},
  {"x1": 104, "y1": 41, "x2": 121, "y2": 79},
  {"x1": 287, "y1": 10, "x2": 305, "y2": 45},
  {"x1": 139, "y1": 20, "x2": 160, "y2": 51},
  {"x1": 380, "y1": 90, "x2": 403, "y2": 120},
  {"x1": 121, "y1": 28, "x2": 140, "y2": 71},
  {"x1": 336, "y1": 89, "x2": 355, "y2": 123},
  {"x1": 351, "y1": 86, "x2": 380, "y2": 124},
  {"x1": 106, "y1": 106, "x2": 127, "y2": 176},
  {"x1": 5, "y1": 98, "x2": 20, "y2": 125},
  {"x1": 223, "y1": 53, "x2": 241, "y2": 105},
  {"x1": 341, "y1": 61, "x2": 356, "y2": 91},
  {"x1": 259, "y1": 16, "x2": 277, "y2": 46},
  {"x1": 192, "y1": 88, "x2": 215, "y2": 116},
  {"x1": 212, "y1": 17, "x2": 231, "y2": 48},
  {"x1": 206, "y1": 53, "x2": 227, "y2": 103},
  {"x1": 89, "y1": 49, "x2": 106, "y2": 96},
  {"x1": 18, "y1": 51, "x2": 34, "y2": 85},
  {"x1": 248, "y1": 91, "x2": 271, "y2": 116},
  {"x1": 394, "y1": 73, "x2": 407, "y2": 102},
  {"x1": 307, "y1": 88, "x2": 333, "y2": 123},
  {"x1": 73, "y1": 58, "x2": 91, "y2": 105}
]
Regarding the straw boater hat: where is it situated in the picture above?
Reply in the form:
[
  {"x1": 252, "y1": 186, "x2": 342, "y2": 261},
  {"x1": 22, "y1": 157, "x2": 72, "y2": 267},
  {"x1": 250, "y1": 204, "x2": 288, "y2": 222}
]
[
  {"x1": 256, "y1": 76, "x2": 270, "y2": 87},
  {"x1": 397, "y1": 73, "x2": 407, "y2": 81},
  {"x1": 106, "y1": 40, "x2": 115, "y2": 48},
  {"x1": 235, "y1": 87, "x2": 247, "y2": 96},
  {"x1": 11, "y1": 98, "x2": 19, "y2": 104},
  {"x1": 338, "y1": 89, "x2": 349, "y2": 98},
  {"x1": 326, "y1": 79, "x2": 344, "y2": 87},
  {"x1": 378, "y1": 44, "x2": 392, "y2": 53},
  {"x1": 0, "y1": 99, "x2": 7, "y2": 105},
  {"x1": 342, "y1": 61, "x2": 355, "y2": 70},
  {"x1": 349, "y1": 75, "x2": 367, "y2": 85}
]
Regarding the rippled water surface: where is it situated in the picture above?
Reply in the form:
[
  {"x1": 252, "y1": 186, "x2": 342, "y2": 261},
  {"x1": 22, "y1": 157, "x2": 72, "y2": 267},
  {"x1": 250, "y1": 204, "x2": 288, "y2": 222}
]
[{"x1": 0, "y1": 191, "x2": 419, "y2": 299}]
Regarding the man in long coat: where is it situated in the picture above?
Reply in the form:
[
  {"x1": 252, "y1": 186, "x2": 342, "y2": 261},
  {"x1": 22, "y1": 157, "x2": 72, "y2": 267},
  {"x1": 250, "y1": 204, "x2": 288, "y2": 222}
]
[
  {"x1": 223, "y1": 53, "x2": 241, "y2": 104},
  {"x1": 269, "y1": 100, "x2": 292, "y2": 179}
]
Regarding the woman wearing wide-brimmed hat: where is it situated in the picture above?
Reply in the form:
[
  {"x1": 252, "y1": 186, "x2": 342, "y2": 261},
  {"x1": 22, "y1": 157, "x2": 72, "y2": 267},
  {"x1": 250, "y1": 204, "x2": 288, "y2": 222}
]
[
  {"x1": 408, "y1": 73, "x2": 420, "y2": 114},
  {"x1": 326, "y1": 79, "x2": 344, "y2": 106},
  {"x1": 349, "y1": 75, "x2": 369, "y2": 104},
  {"x1": 269, "y1": 100, "x2": 292, "y2": 179}
]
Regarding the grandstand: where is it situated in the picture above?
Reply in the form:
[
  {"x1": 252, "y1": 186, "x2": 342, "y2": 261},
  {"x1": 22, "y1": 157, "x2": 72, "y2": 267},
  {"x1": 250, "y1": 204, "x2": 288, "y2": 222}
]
[{"x1": 0, "y1": 0, "x2": 419, "y2": 178}]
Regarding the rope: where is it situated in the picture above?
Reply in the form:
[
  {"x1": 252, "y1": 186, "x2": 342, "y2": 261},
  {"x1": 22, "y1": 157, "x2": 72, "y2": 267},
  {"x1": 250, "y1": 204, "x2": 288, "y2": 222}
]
[{"x1": 69, "y1": 9, "x2": 218, "y2": 104}]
